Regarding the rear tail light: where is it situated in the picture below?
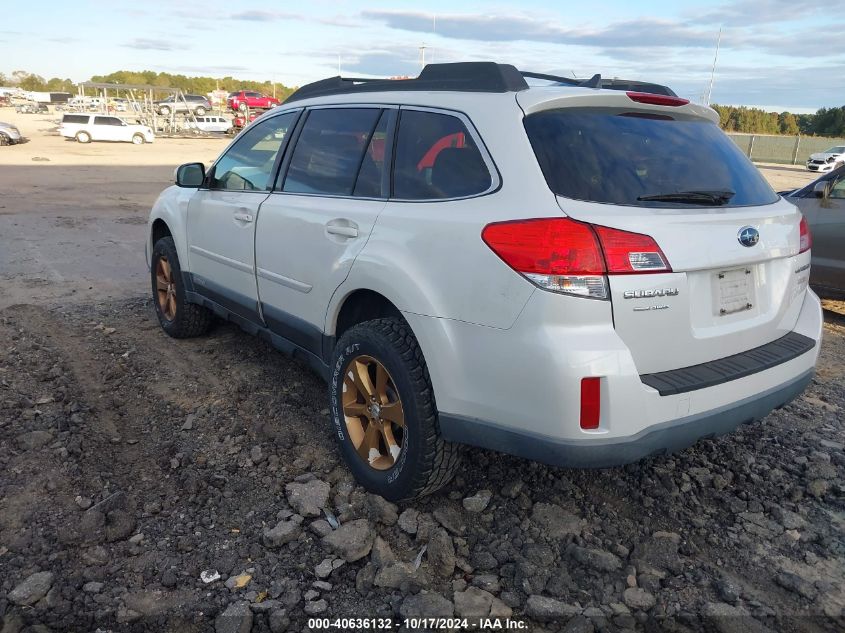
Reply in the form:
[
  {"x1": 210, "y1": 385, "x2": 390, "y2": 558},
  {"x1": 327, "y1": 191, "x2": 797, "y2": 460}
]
[
  {"x1": 626, "y1": 91, "x2": 690, "y2": 107},
  {"x1": 580, "y1": 377, "x2": 601, "y2": 430},
  {"x1": 481, "y1": 218, "x2": 671, "y2": 299},
  {"x1": 799, "y1": 215, "x2": 811, "y2": 253}
]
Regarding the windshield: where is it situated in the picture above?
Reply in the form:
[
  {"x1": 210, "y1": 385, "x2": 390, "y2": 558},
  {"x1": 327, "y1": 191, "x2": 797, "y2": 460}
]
[
  {"x1": 523, "y1": 108, "x2": 778, "y2": 208},
  {"x1": 825, "y1": 146, "x2": 845, "y2": 153}
]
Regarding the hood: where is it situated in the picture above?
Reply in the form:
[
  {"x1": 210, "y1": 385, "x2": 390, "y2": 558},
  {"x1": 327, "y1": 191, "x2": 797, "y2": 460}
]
[{"x1": 809, "y1": 151, "x2": 842, "y2": 160}]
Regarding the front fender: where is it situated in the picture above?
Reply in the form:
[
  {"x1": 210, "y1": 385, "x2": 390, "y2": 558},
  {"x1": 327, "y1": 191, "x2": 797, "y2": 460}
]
[{"x1": 147, "y1": 184, "x2": 195, "y2": 272}]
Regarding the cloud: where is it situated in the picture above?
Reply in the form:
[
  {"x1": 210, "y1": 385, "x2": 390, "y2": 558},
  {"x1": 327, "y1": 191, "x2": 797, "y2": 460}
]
[
  {"x1": 695, "y1": 0, "x2": 827, "y2": 25},
  {"x1": 230, "y1": 10, "x2": 300, "y2": 21},
  {"x1": 123, "y1": 38, "x2": 187, "y2": 51}
]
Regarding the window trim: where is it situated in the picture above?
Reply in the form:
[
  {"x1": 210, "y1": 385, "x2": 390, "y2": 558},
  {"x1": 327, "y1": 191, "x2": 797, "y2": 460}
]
[
  {"x1": 272, "y1": 104, "x2": 398, "y2": 201},
  {"x1": 202, "y1": 107, "x2": 303, "y2": 193},
  {"x1": 390, "y1": 105, "x2": 501, "y2": 203}
]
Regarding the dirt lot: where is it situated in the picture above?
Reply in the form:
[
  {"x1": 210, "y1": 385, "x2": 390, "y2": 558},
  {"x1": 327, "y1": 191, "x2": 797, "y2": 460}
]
[{"x1": 1, "y1": 107, "x2": 843, "y2": 633}]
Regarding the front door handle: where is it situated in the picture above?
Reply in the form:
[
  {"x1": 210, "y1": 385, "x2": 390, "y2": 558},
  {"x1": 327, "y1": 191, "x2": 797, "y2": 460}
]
[
  {"x1": 233, "y1": 212, "x2": 254, "y2": 223},
  {"x1": 326, "y1": 223, "x2": 358, "y2": 238}
]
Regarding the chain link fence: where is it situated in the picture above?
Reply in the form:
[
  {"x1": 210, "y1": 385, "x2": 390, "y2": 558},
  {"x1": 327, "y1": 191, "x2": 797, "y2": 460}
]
[{"x1": 726, "y1": 133, "x2": 845, "y2": 165}]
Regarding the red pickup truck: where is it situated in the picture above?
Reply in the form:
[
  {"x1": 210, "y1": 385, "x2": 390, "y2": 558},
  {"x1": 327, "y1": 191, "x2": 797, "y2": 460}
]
[{"x1": 226, "y1": 91, "x2": 280, "y2": 112}]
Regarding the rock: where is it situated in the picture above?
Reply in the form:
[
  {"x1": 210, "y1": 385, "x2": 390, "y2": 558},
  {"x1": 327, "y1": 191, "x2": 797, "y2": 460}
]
[
  {"x1": 365, "y1": 493, "x2": 399, "y2": 525},
  {"x1": 702, "y1": 602, "x2": 774, "y2": 633},
  {"x1": 398, "y1": 508, "x2": 420, "y2": 535},
  {"x1": 713, "y1": 578, "x2": 741, "y2": 604},
  {"x1": 16, "y1": 430, "x2": 53, "y2": 451},
  {"x1": 215, "y1": 601, "x2": 253, "y2": 633},
  {"x1": 322, "y1": 519, "x2": 375, "y2": 562},
  {"x1": 250, "y1": 445, "x2": 265, "y2": 464},
  {"x1": 472, "y1": 574, "x2": 501, "y2": 593},
  {"x1": 571, "y1": 546, "x2": 622, "y2": 572},
  {"x1": 1, "y1": 613, "x2": 25, "y2": 633},
  {"x1": 374, "y1": 562, "x2": 419, "y2": 589},
  {"x1": 268, "y1": 609, "x2": 289, "y2": 633},
  {"x1": 400, "y1": 592, "x2": 455, "y2": 618},
  {"x1": 501, "y1": 479, "x2": 524, "y2": 499},
  {"x1": 433, "y1": 505, "x2": 466, "y2": 535},
  {"x1": 309, "y1": 519, "x2": 333, "y2": 537},
  {"x1": 807, "y1": 479, "x2": 830, "y2": 498},
  {"x1": 563, "y1": 615, "x2": 595, "y2": 633},
  {"x1": 525, "y1": 595, "x2": 582, "y2": 621},
  {"x1": 82, "y1": 581, "x2": 104, "y2": 593},
  {"x1": 285, "y1": 479, "x2": 330, "y2": 517},
  {"x1": 775, "y1": 571, "x2": 818, "y2": 600},
  {"x1": 304, "y1": 599, "x2": 328, "y2": 615},
  {"x1": 773, "y1": 508, "x2": 807, "y2": 530},
  {"x1": 75, "y1": 495, "x2": 93, "y2": 510},
  {"x1": 8, "y1": 571, "x2": 54, "y2": 606},
  {"x1": 531, "y1": 503, "x2": 583, "y2": 539},
  {"x1": 427, "y1": 528, "x2": 456, "y2": 577},
  {"x1": 370, "y1": 536, "x2": 396, "y2": 567},
  {"x1": 263, "y1": 518, "x2": 302, "y2": 548},
  {"x1": 225, "y1": 573, "x2": 252, "y2": 590},
  {"x1": 623, "y1": 587, "x2": 656, "y2": 611},
  {"x1": 454, "y1": 586, "x2": 512, "y2": 618},
  {"x1": 315, "y1": 558, "x2": 344, "y2": 579},
  {"x1": 463, "y1": 490, "x2": 493, "y2": 513},
  {"x1": 631, "y1": 532, "x2": 682, "y2": 576},
  {"x1": 105, "y1": 509, "x2": 136, "y2": 542}
]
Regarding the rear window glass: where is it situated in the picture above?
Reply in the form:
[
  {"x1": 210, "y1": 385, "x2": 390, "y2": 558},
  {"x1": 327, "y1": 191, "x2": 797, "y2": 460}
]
[
  {"x1": 62, "y1": 114, "x2": 88, "y2": 124},
  {"x1": 393, "y1": 110, "x2": 491, "y2": 200},
  {"x1": 523, "y1": 108, "x2": 778, "y2": 208}
]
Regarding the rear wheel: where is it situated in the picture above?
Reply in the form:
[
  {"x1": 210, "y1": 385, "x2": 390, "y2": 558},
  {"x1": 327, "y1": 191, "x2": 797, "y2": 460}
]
[
  {"x1": 0, "y1": 133, "x2": 9, "y2": 146},
  {"x1": 194, "y1": 106, "x2": 207, "y2": 116},
  {"x1": 151, "y1": 237, "x2": 212, "y2": 338},
  {"x1": 75, "y1": 131, "x2": 91, "y2": 144},
  {"x1": 132, "y1": 133, "x2": 145, "y2": 145},
  {"x1": 329, "y1": 318, "x2": 461, "y2": 501},
  {"x1": 159, "y1": 105, "x2": 171, "y2": 116}
]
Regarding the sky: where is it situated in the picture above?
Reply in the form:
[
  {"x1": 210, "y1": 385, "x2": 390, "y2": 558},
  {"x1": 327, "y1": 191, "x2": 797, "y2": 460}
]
[{"x1": 1, "y1": 0, "x2": 843, "y2": 113}]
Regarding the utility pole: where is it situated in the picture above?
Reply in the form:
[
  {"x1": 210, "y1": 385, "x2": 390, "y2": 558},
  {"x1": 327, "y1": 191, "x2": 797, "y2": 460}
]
[
  {"x1": 432, "y1": 14, "x2": 436, "y2": 64},
  {"x1": 706, "y1": 26, "x2": 722, "y2": 105},
  {"x1": 419, "y1": 45, "x2": 427, "y2": 71},
  {"x1": 338, "y1": 54, "x2": 342, "y2": 75}
]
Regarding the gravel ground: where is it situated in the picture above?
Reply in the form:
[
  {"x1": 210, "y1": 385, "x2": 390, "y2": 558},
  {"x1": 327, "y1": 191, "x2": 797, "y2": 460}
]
[{"x1": 0, "y1": 297, "x2": 843, "y2": 633}]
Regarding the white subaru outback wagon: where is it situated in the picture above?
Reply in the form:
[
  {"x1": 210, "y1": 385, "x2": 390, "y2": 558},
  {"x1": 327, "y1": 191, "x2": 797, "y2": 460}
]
[{"x1": 146, "y1": 63, "x2": 822, "y2": 501}]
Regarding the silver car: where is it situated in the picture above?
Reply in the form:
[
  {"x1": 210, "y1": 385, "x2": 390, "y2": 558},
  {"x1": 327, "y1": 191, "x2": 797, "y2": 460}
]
[
  {"x1": 786, "y1": 165, "x2": 845, "y2": 295},
  {"x1": 0, "y1": 121, "x2": 22, "y2": 145}
]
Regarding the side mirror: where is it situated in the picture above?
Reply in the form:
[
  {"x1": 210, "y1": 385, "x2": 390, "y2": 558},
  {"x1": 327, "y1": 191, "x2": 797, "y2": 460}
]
[
  {"x1": 813, "y1": 181, "x2": 830, "y2": 199},
  {"x1": 175, "y1": 162, "x2": 205, "y2": 188}
]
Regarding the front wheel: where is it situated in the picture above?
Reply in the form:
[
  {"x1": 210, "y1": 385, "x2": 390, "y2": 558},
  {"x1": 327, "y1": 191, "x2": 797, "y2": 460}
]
[
  {"x1": 238, "y1": 102, "x2": 247, "y2": 112},
  {"x1": 329, "y1": 318, "x2": 461, "y2": 501},
  {"x1": 151, "y1": 237, "x2": 212, "y2": 338},
  {"x1": 194, "y1": 106, "x2": 207, "y2": 116},
  {"x1": 132, "y1": 133, "x2": 145, "y2": 145},
  {"x1": 159, "y1": 106, "x2": 171, "y2": 116}
]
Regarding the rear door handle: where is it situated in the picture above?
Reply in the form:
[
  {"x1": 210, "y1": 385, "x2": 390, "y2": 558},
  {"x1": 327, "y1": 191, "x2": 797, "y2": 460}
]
[
  {"x1": 233, "y1": 212, "x2": 254, "y2": 223},
  {"x1": 326, "y1": 224, "x2": 358, "y2": 238}
]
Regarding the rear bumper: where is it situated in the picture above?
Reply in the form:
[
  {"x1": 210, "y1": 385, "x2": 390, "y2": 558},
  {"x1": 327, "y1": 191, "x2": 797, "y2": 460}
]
[{"x1": 439, "y1": 368, "x2": 813, "y2": 468}]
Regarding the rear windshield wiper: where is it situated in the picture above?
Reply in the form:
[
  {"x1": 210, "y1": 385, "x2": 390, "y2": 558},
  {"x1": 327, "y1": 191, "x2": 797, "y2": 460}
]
[{"x1": 637, "y1": 190, "x2": 736, "y2": 205}]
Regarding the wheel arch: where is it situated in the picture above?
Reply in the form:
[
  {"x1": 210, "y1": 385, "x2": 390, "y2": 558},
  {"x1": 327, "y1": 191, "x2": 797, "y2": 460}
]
[
  {"x1": 332, "y1": 289, "x2": 403, "y2": 342},
  {"x1": 146, "y1": 185, "x2": 193, "y2": 273}
]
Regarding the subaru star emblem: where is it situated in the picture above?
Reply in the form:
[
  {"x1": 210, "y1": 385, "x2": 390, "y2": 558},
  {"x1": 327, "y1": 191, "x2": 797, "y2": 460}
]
[{"x1": 738, "y1": 226, "x2": 759, "y2": 247}]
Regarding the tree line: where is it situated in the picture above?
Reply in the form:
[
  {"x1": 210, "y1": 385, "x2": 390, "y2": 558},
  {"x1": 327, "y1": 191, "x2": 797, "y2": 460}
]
[{"x1": 3, "y1": 70, "x2": 844, "y2": 137}]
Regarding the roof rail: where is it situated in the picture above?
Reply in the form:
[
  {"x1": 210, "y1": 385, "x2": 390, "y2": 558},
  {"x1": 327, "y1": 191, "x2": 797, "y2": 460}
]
[
  {"x1": 283, "y1": 62, "x2": 676, "y2": 104},
  {"x1": 285, "y1": 62, "x2": 529, "y2": 103}
]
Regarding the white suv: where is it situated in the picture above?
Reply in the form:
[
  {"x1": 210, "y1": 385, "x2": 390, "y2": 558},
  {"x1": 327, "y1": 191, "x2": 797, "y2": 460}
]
[
  {"x1": 59, "y1": 114, "x2": 154, "y2": 144},
  {"x1": 146, "y1": 63, "x2": 822, "y2": 501}
]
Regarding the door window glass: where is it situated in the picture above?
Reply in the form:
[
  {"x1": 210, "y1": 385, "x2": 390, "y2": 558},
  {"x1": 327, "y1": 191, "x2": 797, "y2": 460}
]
[
  {"x1": 94, "y1": 116, "x2": 123, "y2": 126},
  {"x1": 282, "y1": 108, "x2": 382, "y2": 196},
  {"x1": 393, "y1": 110, "x2": 491, "y2": 200},
  {"x1": 209, "y1": 111, "x2": 298, "y2": 191},
  {"x1": 830, "y1": 177, "x2": 845, "y2": 199}
]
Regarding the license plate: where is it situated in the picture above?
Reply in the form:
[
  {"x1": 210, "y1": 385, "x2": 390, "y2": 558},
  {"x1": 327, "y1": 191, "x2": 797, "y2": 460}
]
[{"x1": 716, "y1": 267, "x2": 754, "y2": 316}]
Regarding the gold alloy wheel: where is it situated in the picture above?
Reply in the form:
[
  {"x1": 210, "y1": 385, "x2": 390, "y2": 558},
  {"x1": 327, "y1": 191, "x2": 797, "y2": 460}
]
[
  {"x1": 155, "y1": 256, "x2": 177, "y2": 321},
  {"x1": 342, "y1": 355, "x2": 406, "y2": 470}
]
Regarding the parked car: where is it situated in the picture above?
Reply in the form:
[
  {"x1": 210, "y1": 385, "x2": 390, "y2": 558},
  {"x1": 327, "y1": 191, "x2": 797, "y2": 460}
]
[
  {"x1": 806, "y1": 145, "x2": 845, "y2": 172},
  {"x1": 784, "y1": 165, "x2": 845, "y2": 296},
  {"x1": 155, "y1": 94, "x2": 211, "y2": 116},
  {"x1": 59, "y1": 113, "x2": 154, "y2": 144},
  {"x1": 186, "y1": 116, "x2": 232, "y2": 134},
  {"x1": 15, "y1": 103, "x2": 48, "y2": 114},
  {"x1": 146, "y1": 62, "x2": 821, "y2": 501},
  {"x1": 226, "y1": 90, "x2": 280, "y2": 112},
  {"x1": 0, "y1": 121, "x2": 23, "y2": 145}
]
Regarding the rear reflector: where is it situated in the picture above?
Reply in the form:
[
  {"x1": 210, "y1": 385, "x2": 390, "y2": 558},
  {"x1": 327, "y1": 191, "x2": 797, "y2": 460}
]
[
  {"x1": 799, "y1": 215, "x2": 812, "y2": 253},
  {"x1": 580, "y1": 377, "x2": 601, "y2": 430},
  {"x1": 626, "y1": 91, "x2": 690, "y2": 107},
  {"x1": 482, "y1": 218, "x2": 671, "y2": 299}
]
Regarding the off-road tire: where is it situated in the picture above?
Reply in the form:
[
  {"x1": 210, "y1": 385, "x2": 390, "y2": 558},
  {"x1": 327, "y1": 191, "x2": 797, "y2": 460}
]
[
  {"x1": 76, "y1": 131, "x2": 91, "y2": 143},
  {"x1": 329, "y1": 317, "x2": 462, "y2": 501},
  {"x1": 151, "y1": 237, "x2": 212, "y2": 338},
  {"x1": 132, "y1": 133, "x2": 145, "y2": 145}
]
